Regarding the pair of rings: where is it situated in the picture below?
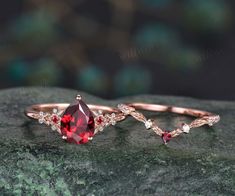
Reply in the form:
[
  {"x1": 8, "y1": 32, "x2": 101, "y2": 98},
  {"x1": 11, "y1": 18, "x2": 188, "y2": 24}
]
[{"x1": 25, "y1": 94, "x2": 220, "y2": 145}]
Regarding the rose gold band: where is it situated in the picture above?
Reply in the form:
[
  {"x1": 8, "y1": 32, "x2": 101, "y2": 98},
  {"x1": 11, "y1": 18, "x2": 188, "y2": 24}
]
[
  {"x1": 127, "y1": 103, "x2": 214, "y2": 117},
  {"x1": 25, "y1": 103, "x2": 120, "y2": 120},
  {"x1": 118, "y1": 103, "x2": 220, "y2": 144}
]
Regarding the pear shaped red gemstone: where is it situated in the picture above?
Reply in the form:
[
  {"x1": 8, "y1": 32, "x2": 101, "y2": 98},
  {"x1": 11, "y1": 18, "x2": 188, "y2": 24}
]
[{"x1": 60, "y1": 99, "x2": 95, "y2": 144}]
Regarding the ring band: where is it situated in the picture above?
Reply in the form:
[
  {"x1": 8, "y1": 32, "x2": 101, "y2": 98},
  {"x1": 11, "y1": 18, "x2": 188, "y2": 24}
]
[
  {"x1": 25, "y1": 95, "x2": 126, "y2": 145},
  {"x1": 118, "y1": 103, "x2": 220, "y2": 144}
]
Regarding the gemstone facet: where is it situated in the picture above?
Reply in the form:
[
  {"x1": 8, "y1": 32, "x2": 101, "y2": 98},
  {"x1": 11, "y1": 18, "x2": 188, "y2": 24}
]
[
  {"x1": 60, "y1": 99, "x2": 95, "y2": 144},
  {"x1": 162, "y1": 131, "x2": 172, "y2": 144}
]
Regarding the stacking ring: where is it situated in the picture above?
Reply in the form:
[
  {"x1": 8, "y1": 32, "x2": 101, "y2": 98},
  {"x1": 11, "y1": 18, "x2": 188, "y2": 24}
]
[
  {"x1": 25, "y1": 96, "x2": 220, "y2": 145},
  {"x1": 25, "y1": 95, "x2": 126, "y2": 144},
  {"x1": 118, "y1": 103, "x2": 220, "y2": 144}
]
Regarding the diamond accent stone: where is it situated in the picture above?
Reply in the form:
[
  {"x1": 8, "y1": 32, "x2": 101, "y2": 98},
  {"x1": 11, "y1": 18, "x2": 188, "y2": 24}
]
[
  {"x1": 53, "y1": 108, "x2": 58, "y2": 114},
  {"x1": 117, "y1": 104, "x2": 135, "y2": 115},
  {"x1": 182, "y1": 123, "x2": 190, "y2": 133},
  {"x1": 145, "y1": 119, "x2": 153, "y2": 129},
  {"x1": 51, "y1": 125, "x2": 57, "y2": 131},
  {"x1": 111, "y1": 121, "x2": 116, "y2": 126},
  {"x1": 38, "y1": 118, "x2": 44, "y2": 124},
  {"x1": 110, "y1": 113, "x2": 116, "y2": 126}
]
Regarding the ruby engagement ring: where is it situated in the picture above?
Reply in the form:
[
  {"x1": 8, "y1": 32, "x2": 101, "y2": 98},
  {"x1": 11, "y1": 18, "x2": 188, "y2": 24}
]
[{"x1": 25, "y1": 95, "x2": 126, "y2": 144}]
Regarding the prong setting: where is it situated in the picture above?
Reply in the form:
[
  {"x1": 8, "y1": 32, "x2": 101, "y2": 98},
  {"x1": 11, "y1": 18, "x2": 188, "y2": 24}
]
[{"x1": 76, "y1": 94, "x2": 82, "y2": 100}]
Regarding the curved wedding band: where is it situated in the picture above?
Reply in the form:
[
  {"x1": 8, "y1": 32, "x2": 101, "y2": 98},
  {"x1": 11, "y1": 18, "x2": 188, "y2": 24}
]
[{"x1": 118, "y1": 103, "x2": 220, "y2": 144}]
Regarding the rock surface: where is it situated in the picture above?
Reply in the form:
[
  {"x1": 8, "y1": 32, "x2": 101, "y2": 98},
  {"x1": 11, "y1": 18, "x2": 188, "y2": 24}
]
[{"x1": 0, "y1": 87, "x2": 234, "y2": 195}]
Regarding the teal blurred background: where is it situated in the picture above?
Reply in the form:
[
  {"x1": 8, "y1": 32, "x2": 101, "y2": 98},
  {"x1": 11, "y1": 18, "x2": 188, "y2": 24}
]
[{"x1": 0, "y1": 0, "x2": 234, "y2": 100}]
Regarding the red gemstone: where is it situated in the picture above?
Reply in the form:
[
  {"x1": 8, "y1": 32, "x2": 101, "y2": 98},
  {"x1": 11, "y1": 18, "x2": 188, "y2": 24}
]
[
  {"x1": 162, "y1": 131, "x2": 172, "y2": 144},
  {"x1": 96, "y1": 116, "x2": 104, "y2": 125},
  {"x1": 60, "y1": 99, "x2": 95, "y2": 144},
  {"x1": 52, "y1": 115, "x2": 59, "y2": 124}
]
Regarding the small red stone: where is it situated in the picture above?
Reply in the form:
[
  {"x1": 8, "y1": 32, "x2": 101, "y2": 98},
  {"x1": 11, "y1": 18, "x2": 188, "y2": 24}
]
[
  {"x1": 96, "y1": 116, "x2": 104, "y2": 125},
  {"x1": 52, "y1": 115, "x2": 59, "y2": 124},
  {"x1": 162, "y1": 131, "x2": 172, "y2": 144},
  {"x1": 60, "y1": 99, "x2": 95, "y2": 144}
]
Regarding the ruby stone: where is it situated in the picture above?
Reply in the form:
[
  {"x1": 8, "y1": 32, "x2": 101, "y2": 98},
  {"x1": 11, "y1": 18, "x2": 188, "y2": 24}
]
[
  {"x1": 52, "y1": 115, "x2": 59, "y2": 124},
  {"x1": 96, "y1": 116, "x2": 104, "y2": 125},
  {"x1": 162, "y1": 131, "x2": 172, "y2": 144},
  {"x1": 60, "y1": 99, "x2": 95, "y2": 144}
]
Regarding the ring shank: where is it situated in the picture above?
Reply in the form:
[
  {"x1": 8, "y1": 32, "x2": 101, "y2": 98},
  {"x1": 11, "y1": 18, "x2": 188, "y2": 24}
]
[
  {"x1": 25, "y1": 103, "x2": 119, "y2": 120},
  {"x1": 26, "y1": 102, "x2": 216, "y2": 120},
  {"x1": 127, "y1": 103, "x2": 214, "y2": 117}
]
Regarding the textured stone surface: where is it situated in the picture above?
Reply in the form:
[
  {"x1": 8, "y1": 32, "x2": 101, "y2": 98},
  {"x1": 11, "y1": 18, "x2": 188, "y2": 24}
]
[{"x1": 0, "y1": 87, "x2": 234, "y2": 195}]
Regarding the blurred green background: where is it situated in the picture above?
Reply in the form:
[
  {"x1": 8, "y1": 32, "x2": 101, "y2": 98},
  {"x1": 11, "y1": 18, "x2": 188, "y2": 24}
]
[{"x1": 0, "y1": 0, "x2": 234, "y2": 100}]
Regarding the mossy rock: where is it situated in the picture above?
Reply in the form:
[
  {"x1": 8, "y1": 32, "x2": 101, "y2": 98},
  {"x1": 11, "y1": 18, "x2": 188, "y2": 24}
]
[{"x1": 0, "y1": 87, "x2": 234, "y2": 195}]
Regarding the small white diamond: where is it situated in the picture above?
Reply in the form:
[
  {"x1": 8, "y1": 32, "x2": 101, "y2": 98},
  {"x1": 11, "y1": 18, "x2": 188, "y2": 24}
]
[
  {"x1": 38, "y1": 118, "x2": 44, "y2": 124},
  {"x1": 39, "y1": 111, "x2": 44, "y2": 116},
  {"x1": 98, "y1": 127, "x2": 104, "y2": 132},
  {"x1": 51, "y1": 125, "x2": 57, "y2": 131},
  {"x1": 145, "y1": 119, "x2": 153, "y2": 129},
  {"x1": 111, "y1": 121, "x2": 116, "y2": 126},
  {"x1": 104, "y1": 114, "x2": 110, "y2": 118},
  {"x1": 53, "y1": 108, "x2": 58, "y2": 114},
  {"x1": 208, "y1": 123, "x2": 213, "y2": 126},
  {"x1": 215, "y1": 115, "x2": 220, "y2": 123},
  {"x1": 117, "y1": 104, "x2": 123, "y2": 109},
  {"x1": 182, "y1": 124, "x2": 190, "y2": 133},
  {"x1": 110, "y1": 113, "x2": 116, "y2": 126},
  {"x1": 117, "y1": 104, "x2": 130, "y2": 115}
]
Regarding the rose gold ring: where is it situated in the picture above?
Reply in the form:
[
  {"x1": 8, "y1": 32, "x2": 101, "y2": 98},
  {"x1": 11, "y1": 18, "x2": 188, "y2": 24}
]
[
  {"x1": 118, "y1": 103, "x2": 220, "y2": 144},
  {"x1": 25, "y1": 94, "x2": 126, "y2": 145}
]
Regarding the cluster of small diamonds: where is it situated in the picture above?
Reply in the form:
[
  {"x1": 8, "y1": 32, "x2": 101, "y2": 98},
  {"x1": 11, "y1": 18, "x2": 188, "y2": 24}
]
[
  {"x1": 93, "y1": 110, "x2": 117, "y2": 134},
  {"x1": 37, "y1": 108, "x2": 122, "y2": 137},
  {"x1": 38, "y1": 108, "x2": 61, "y2": 133}
]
